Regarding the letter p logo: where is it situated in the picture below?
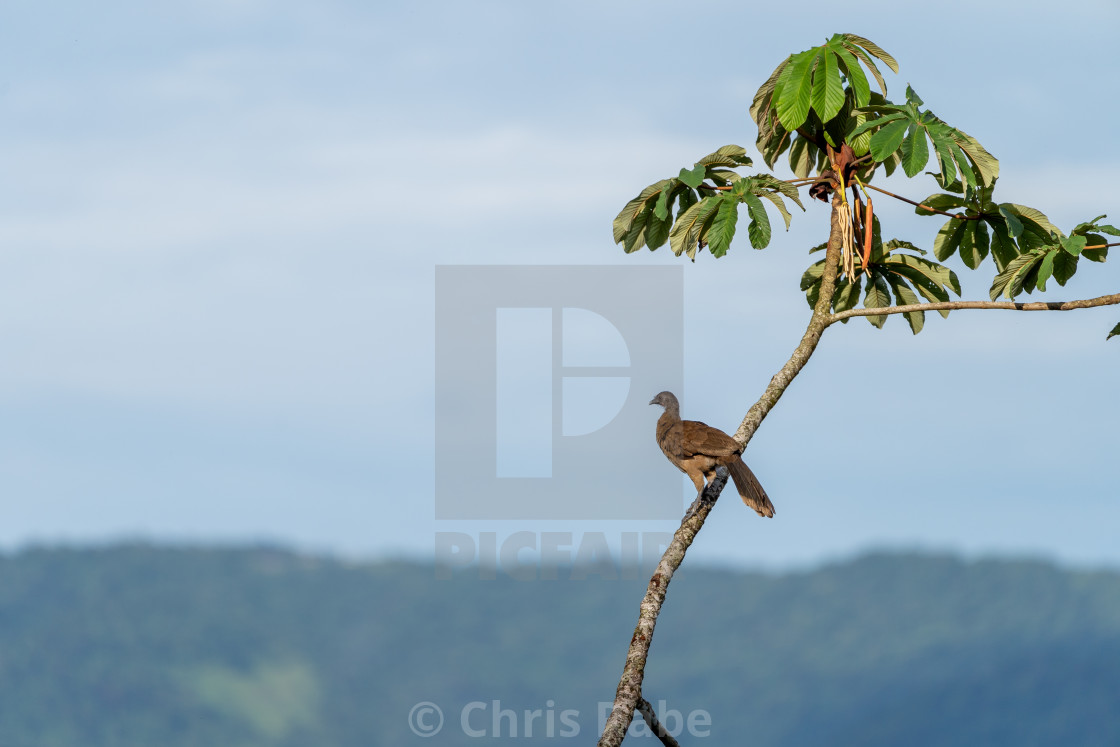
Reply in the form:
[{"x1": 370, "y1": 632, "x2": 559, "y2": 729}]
[{"x1": 435, "y1": 266, "x2": 683, "y2": 519}]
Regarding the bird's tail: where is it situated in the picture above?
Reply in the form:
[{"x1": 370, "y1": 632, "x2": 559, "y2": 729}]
[{"x1": 728, "y1": 459, "x2": 775, "y2": 518}]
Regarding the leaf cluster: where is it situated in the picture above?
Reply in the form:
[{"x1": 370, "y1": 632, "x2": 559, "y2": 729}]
[
  {"x1": 612, "y1": 145, "x2": 804, "y2": 259},
  {"x1": 851, "y1": 85, "x2": 998, "y2": 188},
  {"x1": 611, "y1": 33, "x2": 1117, "y2": 338},
  {"x1": 801, "y1": 217, "x2": 960, "y2": 334},
  {"x1": 913, "y1": 183, "x2": 1117, "y2": 300},
  {"x1": 751, "y1": 34, "x2": 899, "y2": 179}
]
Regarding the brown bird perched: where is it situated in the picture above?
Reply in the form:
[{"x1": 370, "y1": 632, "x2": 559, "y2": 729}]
[{"x1": 649, "y1": 391, "x2": 774, "y2": 518}]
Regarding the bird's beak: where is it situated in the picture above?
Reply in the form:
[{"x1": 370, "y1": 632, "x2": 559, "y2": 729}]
[{"x1": 648, "y1": 397, "x2": 658, "y2": 406}]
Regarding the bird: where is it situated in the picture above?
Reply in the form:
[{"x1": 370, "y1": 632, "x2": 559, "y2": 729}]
[{"x1": 649, "y1": 391, "x2": 774, "y2": 518}]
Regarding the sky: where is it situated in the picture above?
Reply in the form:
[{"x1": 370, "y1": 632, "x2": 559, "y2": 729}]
[{"x1": 1, "y1": 0, "x2": 1118, "y2": 570}]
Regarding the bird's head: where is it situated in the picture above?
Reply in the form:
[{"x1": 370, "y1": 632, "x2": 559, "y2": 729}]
[{"x1": 648, "y1": 391, "x2": 679, "y2": 410}]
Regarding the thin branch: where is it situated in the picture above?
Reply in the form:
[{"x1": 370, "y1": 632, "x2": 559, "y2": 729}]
[
  {"x1": 862, "y1": 183, "x2": 978, "y2": 220},
  {"x1": 637, "y1": 699, "x2": 682, "y2": 747},
  {"x1": 828, "y1": 292, "x2": 1120, "y2": 323}
]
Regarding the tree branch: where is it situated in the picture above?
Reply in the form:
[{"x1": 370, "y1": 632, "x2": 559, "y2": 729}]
[
  {"x1": 731, "y1": 194, "x2": 846, "y2": 446},
  {"x1": 637, "y1": 699, "x2": 682, "y2": 747},
  {"x1": 596, "y1": 468, "x2": 730, "y2": 747},
  {"x1": 597, "y1": 196, "x2": 847, "y2": 747},
  {"x1": 828, "y1": 292, "x2": 1120, "y2": 323},
  {"x1": 861, "y1": 183, "x2": 978, "y2": 220}
]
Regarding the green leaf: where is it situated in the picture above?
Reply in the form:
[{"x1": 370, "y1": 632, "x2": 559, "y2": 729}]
[
  {"x1": 750, "y1": 59, "x2": 788, "y2": 127},
  {"x1": 845, "y1": 111, "x2": 874, "y2": 157},
  {"x1": 885, "y1": 274, "x2": 924, "y2": 334},
  {"x1": 1052, "y1": 249, "x2": 1078, "y2": 286},
  {"x1": 758, "y1": 190, "x2": 793, "y2": 230},
  {"x1": 742, "y1": 192, "x2": 772, "y2": 249},
  {"x1": 863, "y1": 274, "x2": 891, "y2": 328},
  {"x1": 1082, "y1": 234, "x2": 1109, "y2": 262},
  {"x1": 904, "y1": 84, "x2": 924, "y2": 106},
  {"x1": 958, "y1": 221, "x2": 982, "y2": 269},
  {"x1": 931, "y1": 134, "x2": 958, "y2": 188},
  {"x1": 989, "y1": 248, "x2": 1046, "y2": 300},
  {"x1": 950, "y1": 141, "x2": 977, "y2": 189},
  {"x1": 986, "y1": 217, "x2": 1018, "y2": 271},
  {"x1": 834, "y1": 46, "x2": 870, "y2": 107},
  {"x1": 613, "y1": 179, "x2": 670, "y2": 244},
  {"x1": 776, "y1": 50, "x2": 817, "y2": 131},
  {"x1": 885, "y1": 262, "x2": 952, "y2": 318},
  {"x1": 668, "y1": 195, "x2": 720, "y2": 259},
  {"x1": 832, "y1": 275, "x2": 862, "y2": 314},
  {"x1": 652, "y1": 185, "x2": 674, "y2": 221},
  {"x1": 849, "y1": 111, "x2": 904, "y2": 137},
  {"x1": 801, "y1": 258, "x2": 825, "y2": 288},
  {"x1": 900, "y1": 124, "x2": 930, "y2": 177},
  {"x1": 645, "y1": 212, "x2": 671, "y2": 251},
  {"x1": 801, "y1": 258, "x2": 825, "y2": 308},
  {"x1": 696, "y1": 144, "x2": 752, "y2": 169},
  {"x1": 1003, "y1": 203, "x2": 1061, "y2": 237},
  {"x1": 949, "y1": 129, "x2": 999, "y2": 187},
  {"x1": 707, "y1": 198, "x2": 739, "y2": 258},
  {"x1": 974, "y1": 220, "x2": 991, "y2": 264},
  {"x1": 847, "y1": 34, "x2": 899, "y2": 73},
  {"x1": 1036, "y1": 248, "x2": 1057, "y2": 292},
  {"x1": 1108, "y1": 323, "x2": 1120, "y2": 340},
  {"x1": 843, "y1": 35, "x2": 899, "y2": 100},
  {"x1": 915, "y1": 254, "x2": 961, "y2": 295},
  {"x1": 811, "y1": 49, "x2": 845, "y2": 123},
  {"x1": 1061, "y1": 235, "x2": 1088, "y2": 257},
  {"x1": 675, "y1": 188, "x2": 698, "y2": 220},
  {"x1": 915, "y1": 193, "x2": 966, "y2": 217},
  {"x1": 622, "y1": 206, "x2": 651, "y2": 254},
  {"x1": 788, "y1": 135, "x2": 818, "y2": 179},
  {"x1": 998, "y1": 205, "x2": 1024, "y2": 238},
  {"x1": 752, "y1": 174, "x2": 807, "y2": 210},
  {"x1": 678, "y1": 164, "x2": 706, "y2": 189},
  {"x1": 869, "y1": 118, "x2": 909, "y2": 161},
  {"x1": 843, "y1": 41, "x2": 889, "y2": 96},
  {"x1": 933, "y1": 219, "x2": 967, "y2": 261}
]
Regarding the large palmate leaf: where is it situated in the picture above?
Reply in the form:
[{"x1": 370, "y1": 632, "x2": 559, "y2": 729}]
[
  {"x1": 1109, "y1": 323, "x2": 1120, "y2": 341},
  {"x1": 614, "y1": 146, "x2": 803, "y2": 259},
  {"x1": 851, "y1": 86, "x2": 998, "y2": 187},
  {"x1": 752, "y1": 34, "x2": 896, "y2": 169}
]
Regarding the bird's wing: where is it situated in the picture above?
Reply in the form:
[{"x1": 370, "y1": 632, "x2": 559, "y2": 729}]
[{"x1": 680, "y1": 420, "x2": 741, "y2": 458}]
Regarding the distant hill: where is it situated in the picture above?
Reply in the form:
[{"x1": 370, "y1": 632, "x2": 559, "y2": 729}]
[{"x1": 0, "y1": 545, "x2": 1118, "y2": 746}]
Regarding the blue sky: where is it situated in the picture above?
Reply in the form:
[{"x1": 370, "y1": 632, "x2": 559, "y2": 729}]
[{"x1": 1, "y1": 0, "x2": 1118, "y2": 569}]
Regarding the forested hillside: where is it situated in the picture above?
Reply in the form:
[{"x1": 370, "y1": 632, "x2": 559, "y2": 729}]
[{"x1": 0, "y1": 545, "x2": 1118, "y2": 745}]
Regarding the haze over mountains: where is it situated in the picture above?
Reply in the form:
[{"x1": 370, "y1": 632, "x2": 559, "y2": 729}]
[{"x1": 1, "y1": 544, "x2": 1118, "y2": 745}]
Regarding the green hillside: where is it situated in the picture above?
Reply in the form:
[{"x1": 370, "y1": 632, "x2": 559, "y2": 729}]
[{"x1": 0, "y1": 545, "x2": 1118, "y2": 745}]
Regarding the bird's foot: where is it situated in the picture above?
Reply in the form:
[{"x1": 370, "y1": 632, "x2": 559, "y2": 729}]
[{"x1": 684, "y1": 492, "x2": 714, "y2": 520}]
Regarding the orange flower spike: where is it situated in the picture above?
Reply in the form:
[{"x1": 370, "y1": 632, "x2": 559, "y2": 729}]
[{"x1": 862, "y1": 197, "x2": 874, "y2": 271}]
